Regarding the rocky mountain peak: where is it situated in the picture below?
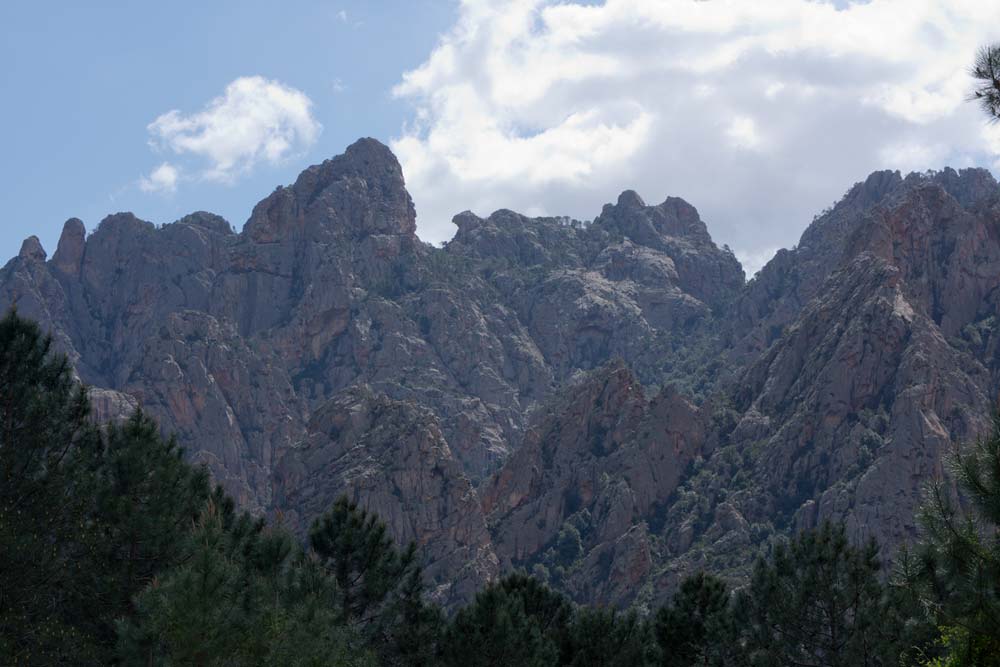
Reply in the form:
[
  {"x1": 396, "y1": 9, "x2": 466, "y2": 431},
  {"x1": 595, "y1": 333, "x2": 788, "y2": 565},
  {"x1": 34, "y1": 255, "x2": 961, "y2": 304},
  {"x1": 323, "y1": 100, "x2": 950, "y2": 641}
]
[
  {"x1": 615, "y1": 189, "x2": 646, "y2": 210},
  {"x1": 916, "y1": 166, "x2": 998, "y2": 210},
  {"x1": 595, "y1": 191, "x2": 711, "y2": 247},
  {"x1": 736, "y1": 165, "x2": 1000, "y2": 356},
  {"x1": 844, "y1": 170, "x2": 903, "y2": 210},
  {"x1": 173, "y1": 212, "x2": 234, "y2": 236},
  {"x1": 52, "y1": 218, "x2": 86, "y2": 276},
  {"x1": 18, "y1": 236, "x2": 46, "y2": 262},
  {"x1": 449, "y1": 208, "x2": 587, "y2": 269},
  {"x1": 244, "y1": 137, "x2": 416, "y2": 243},
  {"x1": 92, "y1": 213, "x2": 156, "y2": 241}
]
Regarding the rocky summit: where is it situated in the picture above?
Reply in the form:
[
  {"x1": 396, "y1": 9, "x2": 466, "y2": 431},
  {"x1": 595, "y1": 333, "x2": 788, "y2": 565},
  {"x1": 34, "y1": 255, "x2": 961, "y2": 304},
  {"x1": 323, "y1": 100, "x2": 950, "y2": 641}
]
[{"x1": 4, "y1": 138, "x2": 999, "y2": 608}]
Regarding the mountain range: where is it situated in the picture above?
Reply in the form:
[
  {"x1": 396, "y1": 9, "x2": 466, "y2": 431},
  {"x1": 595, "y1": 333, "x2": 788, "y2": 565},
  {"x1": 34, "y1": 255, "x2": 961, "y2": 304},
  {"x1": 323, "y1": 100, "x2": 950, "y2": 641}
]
[{"x1": 4, "y1": 138, "x2": 998, "y2": 610}]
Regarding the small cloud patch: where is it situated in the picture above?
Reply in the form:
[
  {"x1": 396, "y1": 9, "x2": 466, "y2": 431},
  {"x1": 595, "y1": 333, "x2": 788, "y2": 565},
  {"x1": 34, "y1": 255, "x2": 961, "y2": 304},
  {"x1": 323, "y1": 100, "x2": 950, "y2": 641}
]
[
  {"x1": 144, "y1": 76, "x2": 321, "y2": 188},
  {"x1": 138, "y1": 162, "x2": 180, "y2": 194}
]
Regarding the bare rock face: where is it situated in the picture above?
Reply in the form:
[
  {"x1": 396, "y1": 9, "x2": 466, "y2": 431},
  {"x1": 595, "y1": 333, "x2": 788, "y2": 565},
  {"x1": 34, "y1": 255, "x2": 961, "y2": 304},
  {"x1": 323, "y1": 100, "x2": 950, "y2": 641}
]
[
  {"x1": 448, "y1": 194, "x2": 743, "y2": 385},
  {"x1": 245, "y1": 137, "x2": 416, "y2": 243},
  {"x1": 19, "y1": 236, "x2": 47, "y2": 263},
  {"x1": 484, "y1": 362, "x2": 705, "y2": 607},
  {"x1": 122, "y1": 310, "x2": 306, "y2": 510},
  {"x1": 52, "y1": 218, "x2": 86, "y2": 276},
  {"x1": 592, "y1": 191, "x2": 744, "y2": 308},
  {"x1": 87, "y1": 387, "x2": 140, "y2": 423},
  {"x1": 648, "y1": 168, "x2": 1000, "y2": 606},
  {"x1": 273, "y1": 386, "x2": 499, "y2": 606},
  {"x1": 4, "y1": 136, "x2": 998, "y2": 611}
]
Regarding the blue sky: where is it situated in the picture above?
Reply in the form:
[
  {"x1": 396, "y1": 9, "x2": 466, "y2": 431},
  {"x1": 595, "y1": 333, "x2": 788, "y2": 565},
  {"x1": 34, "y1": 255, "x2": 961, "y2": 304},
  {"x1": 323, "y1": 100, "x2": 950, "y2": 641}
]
[
  {"x1": 3, "y1": 1, "x2": 999, "y2": 275},
  {"x1": 0, "y1": 0, "x2": 456, "y2": 260}
]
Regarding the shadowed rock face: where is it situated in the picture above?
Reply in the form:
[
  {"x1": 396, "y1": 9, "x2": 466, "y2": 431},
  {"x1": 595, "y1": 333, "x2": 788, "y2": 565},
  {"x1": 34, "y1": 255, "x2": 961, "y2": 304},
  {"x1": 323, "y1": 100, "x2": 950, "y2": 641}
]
[
  {"x1": 483, "y1": 361, "x2": 706, "y2": 607},
  {"x1": 273, "y1": 386, "x2": 499, "y2": 607},
  {"x1": 3, "y1": 138, "x2": 999, "y2": 609}
]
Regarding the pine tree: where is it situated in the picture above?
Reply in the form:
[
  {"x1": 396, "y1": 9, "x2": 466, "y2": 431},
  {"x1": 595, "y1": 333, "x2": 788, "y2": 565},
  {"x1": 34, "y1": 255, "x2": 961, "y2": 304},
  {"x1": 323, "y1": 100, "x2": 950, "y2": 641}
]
[
  {"x1": 309, "y1": 496, "x2": 418, "y2": 628},
  {"x1": 381, "y1": 559, "x2": 444, "y2": 667},
  {"x1": 0, "y1": 308, "x2": 104, "y2": 663},
  {"x1": 441, "y1": 572, "x2": 572, "y2": 667},
  {"x1": 117, "y1": 501, "x2": 245, "y2": 663},
  {"x1": 565, "y1": 607, "x2": 658, "y2": 667},
  {"x1": 92, "y1": 409, "x2": 211, "y2": 642},
  {"x1": 733, "y1": 522, "x2": 903, "y2": 667},
  {"x1": 899, "y1": 412, "x2": 1000, "y2": 665},
  {"x1": 971, "y1": 44, "x2": 1000, "y2": 121},
  {"x1": 655, "y1": 572, "x2": 731, "y2": 667},
  {"x1": 118, "y1": 501, "x2": 375, "y2": 666}
]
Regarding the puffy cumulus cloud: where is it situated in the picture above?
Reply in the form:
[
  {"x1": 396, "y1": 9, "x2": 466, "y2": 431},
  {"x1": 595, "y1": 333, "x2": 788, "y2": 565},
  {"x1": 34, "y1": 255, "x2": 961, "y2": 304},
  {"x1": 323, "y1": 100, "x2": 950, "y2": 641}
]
[
  {"x1": 146, "y1": 76, "x2": 321, "y2": 184},
  {"x1": 392, "y1": 0, "x2": 1000, "y2": 267},
  {"x1": 138, "y1": 162, "x2": 180, "y2": 194}
]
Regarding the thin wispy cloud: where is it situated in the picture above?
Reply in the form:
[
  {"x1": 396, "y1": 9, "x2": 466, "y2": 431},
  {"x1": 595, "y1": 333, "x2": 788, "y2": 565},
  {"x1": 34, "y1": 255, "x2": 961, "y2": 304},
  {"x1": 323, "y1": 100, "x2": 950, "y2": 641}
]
[
  {"x1": 143, "y1": 76, "x2": 321, "y2": 188},
  {"x1": 392, "y1": 0, "x2": 1000, "y2": 263}
]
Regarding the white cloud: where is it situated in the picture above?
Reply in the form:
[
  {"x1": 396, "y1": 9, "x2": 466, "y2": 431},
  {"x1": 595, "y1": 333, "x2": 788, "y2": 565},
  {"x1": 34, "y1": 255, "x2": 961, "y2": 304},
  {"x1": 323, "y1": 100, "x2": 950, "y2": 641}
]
[
  {"x1": 878, "y1": 142, "x2": 950, "y2": 173},
  {"x1": 337, "y1": 9, "x2": 348, "y2": 22},
  {"x1": 726, "y1": 116, "x2": 763, "y2": 151},
  {"x1": 138, "y1": 162, "x2": 180, "y2": 194},
  {"x1": 147, "y1": 76, "x2": 321, "y2": 184},
  {"x1": 736, "y1": 246, "x2": 781, "y2": 279},
  {"x1": 393, "y1": 0, "x2": 1000, "y2": 266}
]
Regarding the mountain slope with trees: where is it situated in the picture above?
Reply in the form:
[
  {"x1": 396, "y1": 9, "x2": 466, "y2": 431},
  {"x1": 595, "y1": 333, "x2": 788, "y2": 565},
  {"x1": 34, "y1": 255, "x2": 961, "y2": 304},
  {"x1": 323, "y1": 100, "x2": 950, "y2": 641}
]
[
  {"x1": 2, "y1": 134, "x2": 999, "y2": 610},
  {"x1": 3, "y1": 304, "x2": 999, "y2": 664}
]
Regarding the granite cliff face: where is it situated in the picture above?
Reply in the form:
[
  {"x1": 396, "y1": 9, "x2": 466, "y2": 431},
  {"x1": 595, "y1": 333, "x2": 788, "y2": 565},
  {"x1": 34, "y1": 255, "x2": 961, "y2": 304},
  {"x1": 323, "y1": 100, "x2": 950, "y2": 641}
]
[
  {"x1": 4, "y1": 139, "x2": 998, "y2": 608},
  {"x1": 643, "y1": 168, "x2": 1000, "y2": 606}
]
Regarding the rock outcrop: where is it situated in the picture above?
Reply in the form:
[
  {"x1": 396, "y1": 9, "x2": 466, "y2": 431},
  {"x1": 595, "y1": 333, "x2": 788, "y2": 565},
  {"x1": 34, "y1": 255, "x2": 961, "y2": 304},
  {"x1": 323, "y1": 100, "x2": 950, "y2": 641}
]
[
  {"x1": 483, "y1": 361, "x2": 705, "y2": 607},
  {"x1": 274, "y1": 386, "x2": 499, "y2": 606}
]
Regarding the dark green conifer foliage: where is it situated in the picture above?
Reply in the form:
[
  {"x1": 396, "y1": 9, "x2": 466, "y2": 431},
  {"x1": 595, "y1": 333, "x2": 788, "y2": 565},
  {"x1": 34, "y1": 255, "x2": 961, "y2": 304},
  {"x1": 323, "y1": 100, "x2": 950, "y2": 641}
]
[
  {"x1": 118, "y1": 501, "x2": 375, "y2": 666},
  {"x1": 565, "y1": 607, "x2": 658, "y2": 667},
  {"x1": 655, "y1": 572, "x2": 731, "y2": 667},
  {"x1": 380, "y1": 562, "x2": 445, "y2": 667},
  {"x1": 117, "y1": 502, "x2": 246, "y2": 663},
  {"x1": 441, "y1": 572, "x2": 572, "y2": 667},
  {"x1": 308, "y1": 495, "x2": 445, "y2": 665},
  {"x1": 309, "y1": 496, "x2": 418, "y2": 626},
  {"x1": 733, "y1": 522, "x2": 902, "y2": 667},
  {"x1": 971, "y1": 43, "x2": 1000, "y2": 121},
  {"x1": 900, "y1": 412, "x2": 1000, "y2": 664},
  {"x1": 93, "y1": 410, "x2": 211, "y2": 639},
  {"x1": 0, "y1": 308, "x2": 103, "y2": 663}
]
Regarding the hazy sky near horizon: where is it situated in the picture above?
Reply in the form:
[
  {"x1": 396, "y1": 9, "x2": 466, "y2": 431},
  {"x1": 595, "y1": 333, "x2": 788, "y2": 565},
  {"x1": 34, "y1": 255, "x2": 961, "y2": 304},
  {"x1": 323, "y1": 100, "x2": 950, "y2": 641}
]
[{"x1": 2, "y1": 0, "x2": 999, "y2": 275}]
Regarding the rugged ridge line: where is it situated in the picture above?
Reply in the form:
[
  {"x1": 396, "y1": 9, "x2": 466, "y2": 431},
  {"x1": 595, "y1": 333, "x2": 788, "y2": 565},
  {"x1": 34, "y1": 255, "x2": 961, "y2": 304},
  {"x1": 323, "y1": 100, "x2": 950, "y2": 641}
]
[{"x1": 4, "y1": 140, "x2": 998, "y2": 608}]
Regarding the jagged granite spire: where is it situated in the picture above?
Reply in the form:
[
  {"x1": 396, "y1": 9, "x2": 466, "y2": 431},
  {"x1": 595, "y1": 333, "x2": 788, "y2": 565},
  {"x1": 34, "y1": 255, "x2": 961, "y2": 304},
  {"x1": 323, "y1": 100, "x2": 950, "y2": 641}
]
[
  {"x1": 52, "y1": 218, "x2": 86, "y2": 276},
  {"x1": 18, "y1": 236, "x2": 46, "y2": 262},
  {"x1": 244, "y1": 137, "x2": 416, "y2": 243}
]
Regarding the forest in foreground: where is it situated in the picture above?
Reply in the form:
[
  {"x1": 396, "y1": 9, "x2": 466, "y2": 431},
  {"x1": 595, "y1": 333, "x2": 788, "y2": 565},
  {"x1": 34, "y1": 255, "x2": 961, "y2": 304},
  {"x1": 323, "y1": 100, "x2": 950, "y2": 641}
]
[{"x1": 2, "y1": 307, "x2": 1000, "y2": 665}]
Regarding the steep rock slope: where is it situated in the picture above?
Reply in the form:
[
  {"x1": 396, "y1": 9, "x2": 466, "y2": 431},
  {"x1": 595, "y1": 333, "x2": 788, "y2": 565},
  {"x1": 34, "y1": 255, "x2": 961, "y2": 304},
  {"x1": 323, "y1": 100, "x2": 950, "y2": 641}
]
[
  {"x1": 641, "y1": 168, "x2": 1000, "y2": 606},
  {"x1": 273, "y1": 386, "x2": 499, "y2": 606},
  {"x1": 483, "y1": 361, "x2": 707, "y2": 607}
]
